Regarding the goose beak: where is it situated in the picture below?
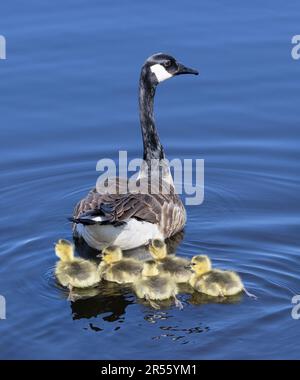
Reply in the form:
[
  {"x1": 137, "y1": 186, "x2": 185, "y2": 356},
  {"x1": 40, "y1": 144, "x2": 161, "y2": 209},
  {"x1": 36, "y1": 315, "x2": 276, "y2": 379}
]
[{"x1": 175, "y1": 63, "x2": 199, "y2": 76}]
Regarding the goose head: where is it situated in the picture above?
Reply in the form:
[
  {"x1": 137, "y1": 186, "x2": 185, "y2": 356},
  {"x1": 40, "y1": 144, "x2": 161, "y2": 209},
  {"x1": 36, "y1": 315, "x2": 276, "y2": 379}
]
[{"x1": 142, "y1": 53, "x2": 198, "y2": 86}]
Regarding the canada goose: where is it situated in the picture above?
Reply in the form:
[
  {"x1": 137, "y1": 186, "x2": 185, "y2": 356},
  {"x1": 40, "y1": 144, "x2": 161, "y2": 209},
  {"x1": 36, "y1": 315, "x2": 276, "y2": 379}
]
[
  {"x1": 54, "y1": 239, "x2": 100, "y2": 301},
  {"x1": 97, "y1": 245, "x2": 143, "y2": 284},
  {"x1": 189, "y1": 255, "x2": 257, "y2": 298},
  {"x1": 149, "y1": 239, "x2": 191, "y2": 283},
  {"x1": 133, "y1": 260, "x2": 183, "y2": 309},
  {"x1": 70, "y1": 53, "x2": 198, "y2": 250}
]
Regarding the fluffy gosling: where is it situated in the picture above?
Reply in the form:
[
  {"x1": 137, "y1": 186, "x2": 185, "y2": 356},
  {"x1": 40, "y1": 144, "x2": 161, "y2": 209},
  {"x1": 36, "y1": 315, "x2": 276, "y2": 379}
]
[
  {"x1": 55, "y1": 239, "x2": 100, "y2": 301},
  {"x1": 97, "y1": 245, "x2": 143, "y2": 284},
  {"x1": 189, "y1": 255, "x2": 256, "y2": 298},
  {"x1": 133, "y1": 261, "x2": 183, "y2": 310},
  {"x1": 149, "y1": 239, "x2": 191, "y2": 283}
]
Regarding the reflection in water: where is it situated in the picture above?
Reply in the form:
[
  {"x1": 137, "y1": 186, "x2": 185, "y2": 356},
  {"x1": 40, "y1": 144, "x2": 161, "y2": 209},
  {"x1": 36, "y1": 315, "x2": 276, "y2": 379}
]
[
  {"x1": 71, "y1": 282, "x2": 134, "y2": 321},
  {"x1": 144, "y1": 311, "x2": 170, "y2": 324},
  {"x1": 151, "y1": 325, "x2": 210, "y2": 344},
  {"x1": 136, "y1": 296, "x2": 180, "y2": 310},
  {"x1": 144, "y1": 310, "x2": 209, "y2": 344},
  {"x1": 188, "y1": 291, "x2": 243, "y2": 305},
  {"x1": 86, "y1": 323, "x2": 103, "y2": 332}
]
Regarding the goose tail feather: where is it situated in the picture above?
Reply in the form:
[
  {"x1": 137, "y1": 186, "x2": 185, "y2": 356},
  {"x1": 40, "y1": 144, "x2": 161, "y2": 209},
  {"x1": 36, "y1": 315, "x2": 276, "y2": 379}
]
[{"x1": 68, "y1": 217, "x2": 100, "y2": 225}]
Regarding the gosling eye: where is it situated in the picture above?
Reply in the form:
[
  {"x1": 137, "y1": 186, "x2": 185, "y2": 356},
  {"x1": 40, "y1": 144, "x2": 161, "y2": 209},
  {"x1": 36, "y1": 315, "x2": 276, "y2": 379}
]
[{"x1": 164, "y1": 60, "x2": 171, "y2": 68}]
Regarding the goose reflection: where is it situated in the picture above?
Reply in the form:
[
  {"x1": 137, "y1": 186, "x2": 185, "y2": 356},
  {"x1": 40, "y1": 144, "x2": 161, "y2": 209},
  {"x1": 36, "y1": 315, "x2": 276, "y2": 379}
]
[
  {"x1": 70, "y1": 281, "x2": 134, "y2": 321},
  {"x1": 188, "y1": 291, "x2": 243, "y2": 305}
]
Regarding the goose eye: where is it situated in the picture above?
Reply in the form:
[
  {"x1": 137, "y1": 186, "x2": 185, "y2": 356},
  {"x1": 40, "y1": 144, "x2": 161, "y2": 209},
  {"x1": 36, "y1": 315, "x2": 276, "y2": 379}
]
[{"x1": 164, "y1": 60, "x2": 171, "y2": 68}]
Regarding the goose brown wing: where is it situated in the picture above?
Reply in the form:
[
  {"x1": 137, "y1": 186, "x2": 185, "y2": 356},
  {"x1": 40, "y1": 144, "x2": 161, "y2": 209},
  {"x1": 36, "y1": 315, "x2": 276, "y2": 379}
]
[
  {"x1": 71, "y1": 181, "x2": 186, "y2": 236},
  {"x1": 73, "y1": 189, "x2": 159, "y2": 224}
]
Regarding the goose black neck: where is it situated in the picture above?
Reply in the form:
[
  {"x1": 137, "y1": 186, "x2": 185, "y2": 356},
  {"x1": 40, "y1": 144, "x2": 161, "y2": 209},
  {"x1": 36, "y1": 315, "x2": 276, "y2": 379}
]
[{"x1": 139, "y1": 67, "x2": 165, "y2": 162}]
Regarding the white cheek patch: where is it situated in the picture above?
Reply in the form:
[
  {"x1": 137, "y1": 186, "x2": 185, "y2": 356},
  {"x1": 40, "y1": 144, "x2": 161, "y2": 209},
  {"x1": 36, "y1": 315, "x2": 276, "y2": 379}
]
[{"x1": 150, "y1": 64, "x2": 173, "y2": 82}]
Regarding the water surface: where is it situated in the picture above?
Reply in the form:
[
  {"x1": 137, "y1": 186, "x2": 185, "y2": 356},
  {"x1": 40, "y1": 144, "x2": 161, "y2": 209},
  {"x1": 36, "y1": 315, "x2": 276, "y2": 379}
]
[{"x1": 1, "y1": 0, "x2": 300, "y2": 359}]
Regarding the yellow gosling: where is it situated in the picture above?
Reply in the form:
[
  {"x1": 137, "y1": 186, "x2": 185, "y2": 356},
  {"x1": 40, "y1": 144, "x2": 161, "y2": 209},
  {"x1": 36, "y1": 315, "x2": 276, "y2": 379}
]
[
  {"x1": 149, "y1": 239, "x2": 191, "y2": 283},
  {"x1": 133, "y1": 261, "x2": 183, "y2": 310},
  {"x1": 55, "y1": 239, "x2": 100, "y2": 301},
  {"x1": 189, "y1": 255, "x2": 257, "y2": 298},
  {"x1": 97, "y1": 245, "x2": 143, "y2": 284}
]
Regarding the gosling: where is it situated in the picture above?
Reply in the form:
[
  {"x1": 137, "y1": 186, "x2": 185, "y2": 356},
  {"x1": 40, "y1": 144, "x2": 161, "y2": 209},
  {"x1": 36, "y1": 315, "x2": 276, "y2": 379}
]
[
  {"x1": 189, "y1": 255, "x2": 257, "y2": 298},
  {"x1": 55, "y1": 239, "x2": 100, "y2": 301},
  {"x1": 97, "y1": 245, "x2": 143, "y2": 284},
  {"x1": 149, "y1": 239, "x2": 191, "y2": 283},
  {"x1": 133, "y1": 261, "x2": 183, "y2": 310}
]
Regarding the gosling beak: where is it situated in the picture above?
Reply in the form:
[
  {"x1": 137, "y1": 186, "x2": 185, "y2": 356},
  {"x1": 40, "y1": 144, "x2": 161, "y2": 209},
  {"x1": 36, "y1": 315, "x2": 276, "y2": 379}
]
[
  {"x1": 175, "y1": 63, "x2": 199, "y2": 76},
  {"x1": 96, "y1": 253, "x2": 103, "y2": 258},
  {"x1": 184, "y1": 264, "x2": 193, "y2": 271}
]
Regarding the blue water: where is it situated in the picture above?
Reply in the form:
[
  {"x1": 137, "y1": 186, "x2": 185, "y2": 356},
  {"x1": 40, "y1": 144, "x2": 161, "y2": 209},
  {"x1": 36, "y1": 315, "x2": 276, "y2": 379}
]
[{"x1": 1, "y1": 0, "x2": 300, "y2": 359}]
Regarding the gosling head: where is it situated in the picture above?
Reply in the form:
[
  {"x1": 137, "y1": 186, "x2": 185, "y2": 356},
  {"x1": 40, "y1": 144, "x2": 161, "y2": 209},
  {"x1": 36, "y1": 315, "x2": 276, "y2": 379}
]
[
  {"x1": 142, "y1": 53, "x2": 198, "y2": 86},
  {"x1": 55, "y1": 239, "x2": 74, "y2": 262},
  {"x1": 142, "y1": 260, "x2": 160, "y2": 277},
  {"x1": 149, "y1": 239, "x2": 167, "y2": 260},
  {"x1": 190, "y1": 255, "x2": 212, "y2": 275},
  {"x1": 99, "y1": 245, "x2": 123, "y2": 264}
]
